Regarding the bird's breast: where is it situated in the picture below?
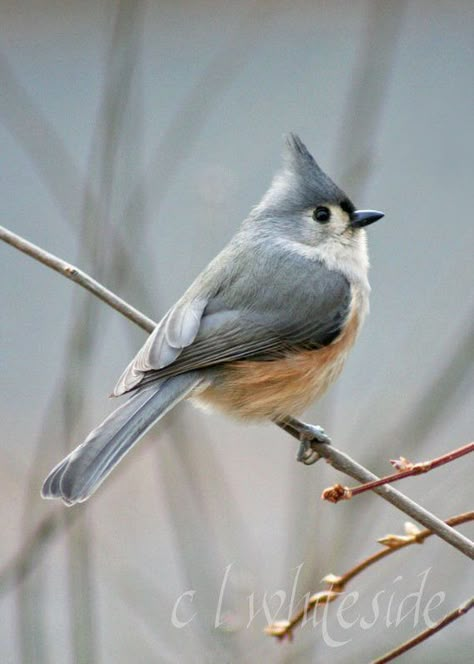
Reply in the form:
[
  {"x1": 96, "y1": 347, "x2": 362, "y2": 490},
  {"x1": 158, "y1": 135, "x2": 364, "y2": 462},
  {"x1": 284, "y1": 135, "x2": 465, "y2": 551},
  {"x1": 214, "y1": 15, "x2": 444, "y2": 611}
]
[{"x1": 193, "y1": 298, "x2": 363, "y2": 420}]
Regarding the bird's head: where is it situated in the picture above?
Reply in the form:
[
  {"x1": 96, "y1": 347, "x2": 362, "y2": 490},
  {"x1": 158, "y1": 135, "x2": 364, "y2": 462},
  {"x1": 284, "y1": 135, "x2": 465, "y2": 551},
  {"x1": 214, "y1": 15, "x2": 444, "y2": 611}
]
[{"x1": 250, "y1": 134, "x2": 383, "y2": 251}]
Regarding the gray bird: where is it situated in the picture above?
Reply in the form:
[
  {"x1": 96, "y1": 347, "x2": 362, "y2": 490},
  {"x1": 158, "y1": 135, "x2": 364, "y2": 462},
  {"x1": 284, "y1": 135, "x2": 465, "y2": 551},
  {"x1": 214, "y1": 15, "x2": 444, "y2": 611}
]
[{"x1": 42, "y1": 134, "x2": 383, "y2": 505}]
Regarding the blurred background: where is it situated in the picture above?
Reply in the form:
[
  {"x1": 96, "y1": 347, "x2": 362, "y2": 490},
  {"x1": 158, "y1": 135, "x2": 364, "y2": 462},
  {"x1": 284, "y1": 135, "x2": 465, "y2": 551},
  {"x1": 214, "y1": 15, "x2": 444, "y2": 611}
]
[{"x1": 1, "y1": 1, "x2": 473, "y2": 662}]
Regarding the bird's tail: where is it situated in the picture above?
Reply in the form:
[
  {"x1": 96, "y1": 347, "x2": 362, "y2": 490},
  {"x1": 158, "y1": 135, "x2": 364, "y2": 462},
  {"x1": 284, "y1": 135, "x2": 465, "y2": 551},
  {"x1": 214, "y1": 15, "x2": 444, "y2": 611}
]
[{"x1": 41, "y1": 372, "x2": 203, "y2": 505}]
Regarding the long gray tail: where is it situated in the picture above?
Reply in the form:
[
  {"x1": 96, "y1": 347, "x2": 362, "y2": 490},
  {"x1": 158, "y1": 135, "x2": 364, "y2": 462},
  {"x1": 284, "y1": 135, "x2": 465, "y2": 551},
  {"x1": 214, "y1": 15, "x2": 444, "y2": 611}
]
[{"x1": 41, "y1": 372, "x2": 202, "y2": 505}]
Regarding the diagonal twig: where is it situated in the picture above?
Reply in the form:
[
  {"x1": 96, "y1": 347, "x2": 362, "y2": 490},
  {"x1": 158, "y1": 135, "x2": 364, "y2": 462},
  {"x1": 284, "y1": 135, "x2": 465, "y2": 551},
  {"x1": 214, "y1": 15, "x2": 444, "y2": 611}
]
[
  {"x1": 0, "y1": 225, "x2": 155, "y2": 334},
  {"x1": 372, "y1": 596, "x2": 474, "y2": 664},
  {"x1": 265, "y1": 511, "x2": 474, "y2": 640},
  {"x1": 322, "y1": 441, "x2": 474, "y2": 503},
  {"x1": 277, "y1": 417, "x2": 473, "y2": 559}
]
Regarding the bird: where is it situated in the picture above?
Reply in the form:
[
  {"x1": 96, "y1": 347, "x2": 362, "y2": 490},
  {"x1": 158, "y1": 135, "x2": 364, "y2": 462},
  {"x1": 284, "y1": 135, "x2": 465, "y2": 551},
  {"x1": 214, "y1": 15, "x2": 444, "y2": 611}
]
[{"x1": 42, "y1": 134, "x2": 383, "y2": 505}]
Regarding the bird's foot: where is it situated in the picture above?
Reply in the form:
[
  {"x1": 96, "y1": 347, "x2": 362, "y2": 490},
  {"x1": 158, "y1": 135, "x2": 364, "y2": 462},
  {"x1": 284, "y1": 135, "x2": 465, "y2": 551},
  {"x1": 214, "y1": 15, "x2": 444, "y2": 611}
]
[
  {"x1": 296, "y1": 424, "x2": 331, "y2": 465},
  {"x1": 274, "y1": 417, "x2": 331, "y2": 465}
]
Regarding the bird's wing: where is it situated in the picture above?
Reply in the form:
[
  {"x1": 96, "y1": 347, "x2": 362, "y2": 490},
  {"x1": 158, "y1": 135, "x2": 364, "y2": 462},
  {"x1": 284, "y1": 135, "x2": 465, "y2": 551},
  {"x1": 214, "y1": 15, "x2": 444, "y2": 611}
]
[
  {"x1": 114, "y1": 256, "x2": 351, "y2": 395},
  {"x1": 113, "y1": 297, "x2": 208, "y2": 395}
]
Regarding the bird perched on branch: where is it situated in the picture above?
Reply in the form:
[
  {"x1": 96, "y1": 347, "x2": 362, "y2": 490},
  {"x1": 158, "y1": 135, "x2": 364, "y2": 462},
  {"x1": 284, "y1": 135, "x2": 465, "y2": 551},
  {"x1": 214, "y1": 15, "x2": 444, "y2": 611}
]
[{"x1": 42, "y1": 134, "x2": 383, "y2": 505}]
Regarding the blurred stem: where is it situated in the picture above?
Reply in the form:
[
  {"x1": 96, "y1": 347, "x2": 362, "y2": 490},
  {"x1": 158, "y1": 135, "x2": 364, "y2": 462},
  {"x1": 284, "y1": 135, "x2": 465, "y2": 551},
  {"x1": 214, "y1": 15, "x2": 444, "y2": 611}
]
[
  {"x1": 391, "y1": 317, "x2": 474, "y2": 447},
  {"x1": 0, "y1": 513, "x2": 78, "y2": 595}
]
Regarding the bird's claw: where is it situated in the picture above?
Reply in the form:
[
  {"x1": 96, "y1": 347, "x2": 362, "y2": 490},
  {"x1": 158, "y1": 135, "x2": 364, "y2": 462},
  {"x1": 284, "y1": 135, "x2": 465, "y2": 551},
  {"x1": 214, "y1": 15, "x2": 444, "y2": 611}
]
[{"x1": 296, "y1": 425, "x2": 331, "y2": 465}]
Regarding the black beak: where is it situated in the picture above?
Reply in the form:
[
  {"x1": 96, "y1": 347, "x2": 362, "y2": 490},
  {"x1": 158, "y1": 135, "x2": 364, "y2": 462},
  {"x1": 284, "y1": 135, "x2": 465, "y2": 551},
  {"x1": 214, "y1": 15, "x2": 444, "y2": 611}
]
[{"x1": 350, "y1": 209, "x2": 384, "y2": 229}]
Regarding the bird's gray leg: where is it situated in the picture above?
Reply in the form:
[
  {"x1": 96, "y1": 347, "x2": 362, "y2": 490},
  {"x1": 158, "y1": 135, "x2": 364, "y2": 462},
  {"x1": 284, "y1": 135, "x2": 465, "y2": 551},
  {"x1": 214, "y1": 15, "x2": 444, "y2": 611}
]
[{"x1": 275, "y1": 416, "x2": 331, "y2": 465}]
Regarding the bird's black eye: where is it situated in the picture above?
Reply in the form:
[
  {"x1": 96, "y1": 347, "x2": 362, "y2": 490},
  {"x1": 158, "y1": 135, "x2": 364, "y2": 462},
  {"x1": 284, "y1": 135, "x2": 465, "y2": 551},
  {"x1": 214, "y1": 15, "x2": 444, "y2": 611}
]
[{"x1": 313, "y1": 206, "x2": 331, "y2": 223}]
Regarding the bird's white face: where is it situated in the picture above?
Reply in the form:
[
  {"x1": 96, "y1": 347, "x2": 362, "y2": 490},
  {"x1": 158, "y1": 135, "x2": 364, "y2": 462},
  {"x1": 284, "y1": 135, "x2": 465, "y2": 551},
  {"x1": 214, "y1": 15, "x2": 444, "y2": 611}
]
[
  {"x1": 292, "y1": 202, "x2": 382, "y2": 269},
  {"x1": 281, "y1": 200, "x2": 361, "y2": 257},
  {"x1": 269, "y1": 201, "x2": 371, "y2": 290},
  {"x1": 301, "y1": 202, "x2": 356, "y2": 245}
]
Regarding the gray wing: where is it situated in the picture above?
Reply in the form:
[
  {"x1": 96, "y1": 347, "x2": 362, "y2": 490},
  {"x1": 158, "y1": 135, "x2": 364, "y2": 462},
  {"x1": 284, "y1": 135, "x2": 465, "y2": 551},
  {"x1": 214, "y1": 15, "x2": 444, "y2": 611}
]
[
  {"x1": 113, "y1": 297, "x2": 208, "y2": 395},
  {"x1": 114, "y1": 251, "x2": 351, "y2": 396}
]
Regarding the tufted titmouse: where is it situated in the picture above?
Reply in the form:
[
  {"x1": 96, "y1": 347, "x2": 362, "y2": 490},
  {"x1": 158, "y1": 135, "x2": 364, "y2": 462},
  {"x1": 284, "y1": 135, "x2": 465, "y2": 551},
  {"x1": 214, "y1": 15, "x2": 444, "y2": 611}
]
[{"x1": 42, "y1": 134, "x2": 383, "y2": 505}]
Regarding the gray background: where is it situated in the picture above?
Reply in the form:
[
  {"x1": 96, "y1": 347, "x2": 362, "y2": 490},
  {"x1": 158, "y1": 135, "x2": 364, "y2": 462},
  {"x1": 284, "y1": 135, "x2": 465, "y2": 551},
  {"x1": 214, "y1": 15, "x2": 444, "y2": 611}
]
[{"x1": 0, "y1": 1, "x2": 473, "y2": 662}]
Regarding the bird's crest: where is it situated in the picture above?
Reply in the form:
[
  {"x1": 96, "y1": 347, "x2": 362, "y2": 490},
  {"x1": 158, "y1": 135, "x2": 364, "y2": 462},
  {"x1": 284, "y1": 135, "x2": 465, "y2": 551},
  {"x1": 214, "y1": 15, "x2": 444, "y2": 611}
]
[{"x1": 252, "y1": 134, "x2": 348, "y2": 217}]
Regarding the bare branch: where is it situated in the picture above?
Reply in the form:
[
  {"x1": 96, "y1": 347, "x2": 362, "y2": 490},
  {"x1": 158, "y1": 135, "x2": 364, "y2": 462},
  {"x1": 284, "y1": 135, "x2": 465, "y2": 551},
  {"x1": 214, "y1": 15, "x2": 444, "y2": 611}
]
[
  {"x1": 0, "y1": 225, "x2": 155, "y2": 333},
  {"x1": 322, "y1": 441, "x2": 474, "y2": 502},
  {"x1": 346, "y1": 512, "x2": 473, "y2": 579},
  {"x1": 372, "y1": 596, "x2": 474, "y2": 663},
  {"x1": 2, "y1": 225, "x2": 473, "y2": 560},
  {"x1": 278, "y1": 418, "x2": 474, "y2": 559},
  {"x1": 265, "y1": 512, "x2": 474, "y2": 641}
]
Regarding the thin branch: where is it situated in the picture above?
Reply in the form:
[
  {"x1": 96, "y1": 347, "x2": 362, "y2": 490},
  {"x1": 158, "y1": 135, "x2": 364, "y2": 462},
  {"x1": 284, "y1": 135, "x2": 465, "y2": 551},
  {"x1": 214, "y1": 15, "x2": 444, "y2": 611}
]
[
  {"x1": 278, "y1": 418, "x2": 474, "y2": 559},
  {"x1": 335, "y1": 512, "x2": 473, "y2": 586},
  {"x1": 322, "y1": 441, "x2": 474, "y2": 503},
  {"x1": 372, "y1": 596, "x2": 474, "y2": 664},
  {"x1": 265, "y1": 511, "x2": 474, "y2": 640},
  {"x1": 2, "y1": 226, "x2": 473, "y2": 560},
  {"x1": 0, "y1": 225, "x2": 155, "y2": 334}
]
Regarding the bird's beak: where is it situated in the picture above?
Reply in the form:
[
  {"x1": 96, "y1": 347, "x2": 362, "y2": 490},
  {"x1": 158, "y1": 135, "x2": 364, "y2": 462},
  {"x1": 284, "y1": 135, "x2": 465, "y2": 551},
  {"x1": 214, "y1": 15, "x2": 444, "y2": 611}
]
[{"x1": 350, "y1": 209, "x2": 384, "y2": 229}]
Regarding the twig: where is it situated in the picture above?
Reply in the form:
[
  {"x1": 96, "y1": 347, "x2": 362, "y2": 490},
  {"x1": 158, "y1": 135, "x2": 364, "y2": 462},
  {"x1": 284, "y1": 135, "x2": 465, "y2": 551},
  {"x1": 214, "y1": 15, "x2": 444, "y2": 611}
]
[
  {"x1": 278, "y1": 418, "x2": 474, "y2": 559},
  {"x1": 0, "y1": 225, "x2": 155, "y2": 334},
  {"x1": 1, "y1": 226, "x2": 473, "y2": 560},
  {"x1": 372, "y1": 596, "x2": 474, "y2": 663},
  {"x1": 336, "y1": 511, "x2": 473, "y2": 585},
  {"x1": 265, "y1": 512, "x2": 473, "y2": 640},
  {"x1": 322, "y1": 442, "x2": 474, "y2": 503}
]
